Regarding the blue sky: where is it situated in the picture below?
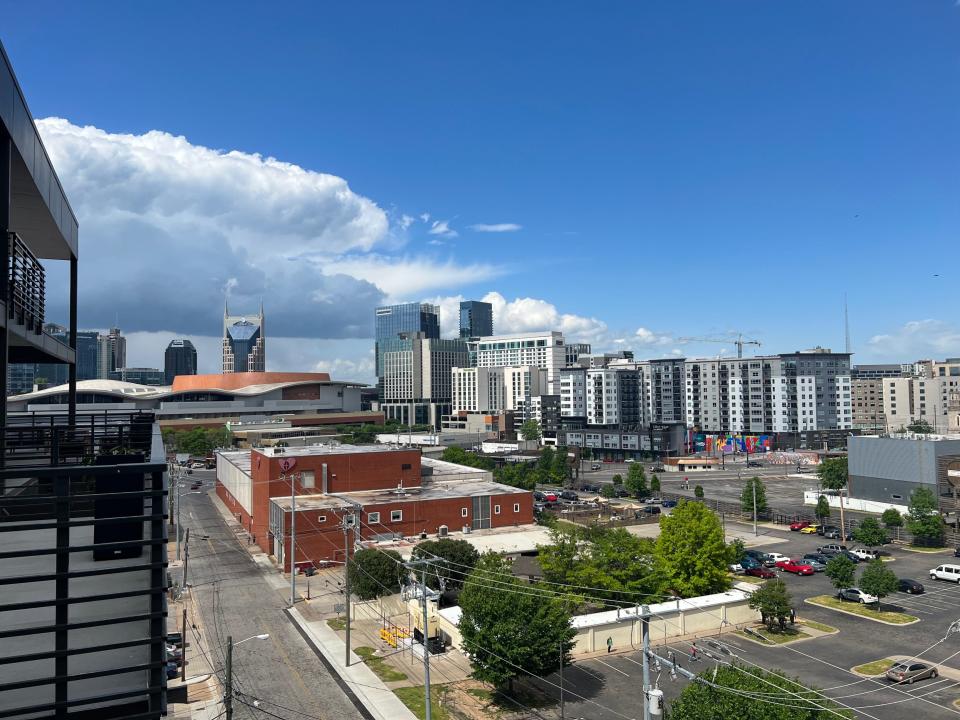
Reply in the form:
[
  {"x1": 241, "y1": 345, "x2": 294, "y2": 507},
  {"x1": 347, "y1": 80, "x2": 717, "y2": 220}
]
[{"x1": 4, "y1": 2, "x2": 959, "y2": 378}]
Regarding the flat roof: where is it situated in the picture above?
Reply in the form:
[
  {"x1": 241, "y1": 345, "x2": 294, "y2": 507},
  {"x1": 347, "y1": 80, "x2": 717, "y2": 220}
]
[{"x1": 256, "y1": 443, "x2": 412, "y2": 458}]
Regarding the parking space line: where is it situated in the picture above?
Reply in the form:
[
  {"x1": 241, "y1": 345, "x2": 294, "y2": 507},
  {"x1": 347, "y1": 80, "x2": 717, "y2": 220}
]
[
  {"x1": 592, "y1": 658, "x2": 630, "y2": 677},
  {"x1": 571, "y1": 663, "x2": 607, "y2": 682}
]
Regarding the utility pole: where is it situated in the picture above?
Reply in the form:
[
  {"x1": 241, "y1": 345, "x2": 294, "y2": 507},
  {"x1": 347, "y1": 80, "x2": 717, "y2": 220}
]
[
  {"x1": 290, "y1": 472, "x2": 297, "y2": 607},
  {"x1": 343, "y1": 514, "x2": 353, "y2": 667},
  {"x1": 641, "y1": 606, "x2": 651, "y2": 720},
  {"x1": 559, "y1": 643, "x2": 565, "y2": 720},
  {"x1": 225, "y1": 635, "x2": 233, "y2": 720},
  {"x1": 752, "y1": 477, "x2": 758, "y2": 537},
  {"x1": 182, "y1": 528, "x2": 190, "y2": 588},
  {"x1": 181, "y1": 608, "x2": 187, "y2": 681},
  {"x1": 175, "y1": 474, "x2": 181, "y2": 561},
  {"x1": 404, "y1": 557, "x2": 445, "y2": 720},
  {"x1": 838, "y1": 486, "x2": 846, "y2": 543}
]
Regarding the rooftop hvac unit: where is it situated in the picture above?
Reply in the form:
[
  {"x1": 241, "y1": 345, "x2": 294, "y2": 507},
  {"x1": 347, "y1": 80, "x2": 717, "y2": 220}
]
[
  {"x1": 462, "y1": 525, "x2": 472, "y2": 534},
  {"x1": 438, "y1": 525, "x2": 448, "y2": 537}
]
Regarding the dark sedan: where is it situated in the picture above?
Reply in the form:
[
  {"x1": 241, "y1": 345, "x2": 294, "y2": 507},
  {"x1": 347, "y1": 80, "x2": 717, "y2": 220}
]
[
  {"x1": 898, "y1": 578, "x2": 925, "y2": 594},
  {"x1": 661, "y1": 500, "x2": 678, "y2": 508},
  {"x1": 745, "y1": 566, "x2": 777, "y2": 579}
]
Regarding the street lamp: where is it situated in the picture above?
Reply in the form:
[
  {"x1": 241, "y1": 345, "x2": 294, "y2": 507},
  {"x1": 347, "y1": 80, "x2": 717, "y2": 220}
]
[{"x1": 225, "y1": 634, "x2": 270, "y2": 719}]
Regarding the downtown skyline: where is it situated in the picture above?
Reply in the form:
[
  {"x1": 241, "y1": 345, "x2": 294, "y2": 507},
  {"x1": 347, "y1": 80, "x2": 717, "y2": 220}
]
[{"x1": 3, "y1": 2, "x2": 958, "y2": 382}]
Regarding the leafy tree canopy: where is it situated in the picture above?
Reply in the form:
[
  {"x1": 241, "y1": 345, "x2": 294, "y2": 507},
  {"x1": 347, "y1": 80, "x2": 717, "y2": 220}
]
[
  {"x1": 817, "y1": 457, "x2": 848, "y2": 491},
  {"x1": 852, "y1": 517, "x2": 887, "y2": 548},
  {"x1": 907, "y1": 486, "x2": 945, "y2": 547},
  {"x1": 748, "y1": 579, "x2": 792, "y2": 630},
  {"x1": 520, "y1": 419, "x2": 541, "y2": 441},
  {"x1": 740, "y1": 477, "x2": 768, "y2": 517},
  {"x1": 815, "y1": 495, "x2": 831, "y2": 521},
  {"x1": 824, "y1": 554, "x2": 856, "y2": 591},
  {"x1": 907, "y1": 419, "x2": 935, "y2": 434},
  {"x1": 410, "y1": 538, "x2": 480, "y2": 592},
  {"x1": 656, "y1": 500, "x2": 731, "y2": 598},
  {"x1": 650, "y1": 474, "x2": 661, "y2": 493},
  {"x1": 858, "y1": 559, "x2": 899, "y2": 608},
  {"x1": 694, "y1": 485, "x2": 705, "y2": 499},
  {"x1": 881, "y1": 508, "x2": 903, "y2": 529},
  {"x1": 348, "y1": 549, "x2": 406, "y2": 600},
  {"x1": 458, "y1": 553, "x2": 576, "y2": 690},
  {"x1": 625, "y1": 463, "x2": 649, "y2": 498},
  {"x1": 668, "y1": 662, "x2": 852, "y2": 720}
]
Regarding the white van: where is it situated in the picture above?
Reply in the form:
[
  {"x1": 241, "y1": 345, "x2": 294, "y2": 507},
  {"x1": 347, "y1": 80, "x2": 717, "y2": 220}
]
[{"x1": 930, "y1": 564, "x2": 960, "y2": 583}]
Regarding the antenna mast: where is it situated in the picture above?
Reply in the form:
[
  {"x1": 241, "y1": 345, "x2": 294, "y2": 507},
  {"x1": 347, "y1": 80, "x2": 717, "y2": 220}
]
[{"x1": 844, "y1": 293, "x2": 851, "y2": 354}]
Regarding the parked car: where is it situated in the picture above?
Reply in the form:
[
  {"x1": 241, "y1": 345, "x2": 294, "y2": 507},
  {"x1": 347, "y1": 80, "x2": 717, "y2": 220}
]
[
  {"x1": 647, "y1": 497, "x2": 662, "y2": 505},
  {"x1": 885, "y1": 661, "x2": 938, "y2": 685},
  {"x1": 800, "y1": 524, "x2": 820, "y2": 534},
  {"x1": 625, "y1": 458, "x2": 635, "y2": 463},
  {"x1": 766, "y1": 552, "x2": 791, "y2": 564},
  {"x1": 824, "y1": 528, "x2": 853, "y2": 541},
  {"x1": 533, "y1": 502, "x2": 546, "y2": 513},
  {"x1": 190, "y1": 482, "x2": 201, "y2": 490},
  {"x1": 775, "y1": 559, "x2": 815, "y2": 575},
  {"x1": 190, "y1": 462, "x2": 205, "y2": 469},
  {"x1": 817, "y1": 525, "x2": 838, "y2": 536},
  {"x1": 930, "y1": 564, "x2": 960, "y2": 583},
  {"x1": 166, "y1": 632, "x2": 184, "y2": 647},
  {"x1": 745, "y1": 550, "x2": 776, "y2": 567},
  {"x1": 803, "y1": 553, "x2": 831, "y2": 566},
  {"x1": 789, "y1": 520, "x2": 811, "y2": 532},
  {"x1": 728, "y1": 563, "x2": 744, "y2": 574},
  {"x1": 840, "y1": 550, "x2": 862, "y2": 563},
  {"x1": 746, "y1": 460, "x2": 762, "y2": 468},
  {"x1": 850, "y1": 548, "x2": 879, "y2": 561},
  {"x1": 817, "y1": 544, "x2": 847, "y2": 556},
  {"x1": 581, "y1": 484, "x2": 601, "y2": 493},
  {"x1": 591, "y1": 464, "x2": 601, "y2": 471},
  {"x1": 745, "y1": 566, "x2": 777, "y2": 579},
  {"x1": 898, "y1": 578, "x2": 925, "y2": 594},
  {"x1": 802, "y1": 559, "x2": 826, "y2": 572},
  {"x1": 542, "y1": 491, "x2": 558, "y2": 503},
  {"x1": 533, "y1": 491, "x2": 546, "y2": 502},
  {"x1": 560, "y1": 490, "x2": 579, "y2": 502},
  {"x1": 739, "y1": 556, "x2": 761, "y2": 570},
  {"x1": 652, "y1": 464, "x2": 665, "y2": 472},
  {"x1": 614, "y1": 488, "x2": 631, "y2": 498},
  {"x1": 838, "y1": 587, "x2": 879, "y2": 604},
  {"x1": 661, "y1": 500, "x2": 678, "y2": 508},
  {"x1": 642, "y1": 505, "x2": 661, "y2": 515}
]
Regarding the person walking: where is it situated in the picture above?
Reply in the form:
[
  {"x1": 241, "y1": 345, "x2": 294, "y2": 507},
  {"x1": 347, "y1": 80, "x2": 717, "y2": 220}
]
[
  {"x1": 790, "y1": 607, "x2": 797, "y2": 625},
  {"x1": 690, "y1": 641, "x2": 699, "y2": 661}
]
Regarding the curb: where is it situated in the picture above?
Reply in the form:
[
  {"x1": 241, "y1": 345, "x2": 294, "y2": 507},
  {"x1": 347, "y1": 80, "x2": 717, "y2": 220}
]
[{"x1": 804, "y1": 598, "x2": 921, "y2": 626}]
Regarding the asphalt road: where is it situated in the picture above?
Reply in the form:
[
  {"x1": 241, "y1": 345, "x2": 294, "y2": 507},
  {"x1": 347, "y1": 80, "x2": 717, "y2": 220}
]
[
  {"x1": 177, "y1": 469, "x2": 363, "y2": 720},
  {"x1": 535, "y1": 527, "x2": 960, "y2": 720}
]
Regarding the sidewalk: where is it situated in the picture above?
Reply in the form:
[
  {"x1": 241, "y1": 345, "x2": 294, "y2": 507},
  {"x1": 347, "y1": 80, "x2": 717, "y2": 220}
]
[{"x1": 287, "y1": 606, "x2": 417, "y2": 720}]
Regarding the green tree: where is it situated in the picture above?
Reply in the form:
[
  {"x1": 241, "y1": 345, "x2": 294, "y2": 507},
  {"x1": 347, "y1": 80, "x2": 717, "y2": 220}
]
[
  {"x1": 410, "y1": 538, "x2": 480, "y2": 592},
  {"x1": 858, "y1": 559, "x2": 899, "y2": 609},
  {"x1": 907, "y1": 486, "x2": 945, "y2": 547},
  {"x1": 552, "y1": 446, "x2": 570, "y2": 481},
  {"x1": 852, "y1": 517, "x2": 887, "y2": 549},
  {"x1": 458, "y1": 553, "x2": 576, "y2": 692},
  {"x1": 907, "y1": 419, "x2": 935, "y2": 434},
  {"x1": 740, "y1": 477, "x2": 768, "y2": 518},
  {"x1": 815, "y1": 495, "x2": 831, "y2": 522},
  {"x1": 600, "y1": 483, "x2": 616, "y2": 499},
  {"x1": 817, "y1": 457, "x2": 848, "y2": 491},
  {"x1": 656, "y1": 500, "x2": 731, "y2": 598},
  {"x1": 748, "y1": 579, "x2": 793, "y2": 631},
  {"x1": 538, "y1": 446, "x2": 555, "y2": 473},
  {"x1": 824, "y1": 554, "x2": 856, "y2": 592},
  {"x1": 520, "y1": 419, "x2": 541, "y2": 442},
  {"x1": 694, "y1": 485, "x2": 704, "y2": 499},
  {"x1": 881, "y1": 508, "x2": 903, "y2": 529},
  {"x1": 624, "y1": 463, "x2": 648, "y2": 498},
  {"x1": 347, "y1": 549, "x2": 406, "y2": 600},
  {"x1": 611, "y1": 473, "x2": 623, "y2": 486},
  {"x1": 729, "y1": 538, "x2": 746, "y2": 563},
  {"x1": 650, "y1": 474, "x2": 661, "y2": 493},
  {"x1": 668, "y1": 663, "x2": 852, "y2": 720}
]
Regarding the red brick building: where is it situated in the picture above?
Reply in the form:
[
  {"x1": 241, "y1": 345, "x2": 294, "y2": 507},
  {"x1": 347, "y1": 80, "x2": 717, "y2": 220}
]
[{"x1": 216, "y1": 444, "x2": 534, "y2": 571}]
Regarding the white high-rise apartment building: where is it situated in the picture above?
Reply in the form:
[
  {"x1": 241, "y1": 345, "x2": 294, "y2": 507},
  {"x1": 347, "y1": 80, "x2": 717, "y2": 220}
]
[
  {"x1": 882, "y1": 374, "x2": 960, "y2": 433},
  {"x1": 468, "y1": 332, "x2": 568, "y2": 393},
  {"x1": 683, "y1": 348, "x2": 852, "y2": 433},
  {"x1": 451, "y1": 365, "x2": 547, "y2": 414}
]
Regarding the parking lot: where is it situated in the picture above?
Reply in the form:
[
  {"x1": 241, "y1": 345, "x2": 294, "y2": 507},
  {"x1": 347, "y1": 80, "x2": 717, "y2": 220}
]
[{"x1": 530, "y1": 524, "x2": 960, "y2": 719}]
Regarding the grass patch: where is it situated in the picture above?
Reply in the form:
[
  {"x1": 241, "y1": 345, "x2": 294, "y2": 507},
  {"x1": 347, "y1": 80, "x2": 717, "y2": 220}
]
[
  {"x1": 733, "y1": 574, "x2": 766, "y2": 585},
  {"x1": 466, "y1": 688, "x2": 494, "y2": 702},
  {"x1": 355, "y1": 646, "x2": 408, "y2": 682},
  {"x1": 902, "y1": 545, "x2": 950, "y2": 553},
  {"x1": 395, "y1": 685, "x2": 450, "y2": 720},
  {"x1": 801, "y1": 619, "x2": 838, "y2": 634},
  {"x1": 853, "y1": 659, "x2": 895, "y2": 676},
  {"x1": 326, "y1": 617, "x2": 349, "y2": 631},
  {"x1": 734, "y1": 625, "x2": 811, "y2": 645},
  {"x1": 806, "y1": 595, "x2": 918, "y2": 624}
]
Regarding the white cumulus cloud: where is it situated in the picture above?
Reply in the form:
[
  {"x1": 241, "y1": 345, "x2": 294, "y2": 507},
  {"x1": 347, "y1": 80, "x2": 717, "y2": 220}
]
[
  {"x1": 469, "y1": 223, "x2": 522, "y2": 233},
  {"x1": 866, "y1": 319, "x2": 960, "y2": 361},
  {"x1": 427, "y1": 219, "x2": 458, "y2": 238},
  {"x1": 633, "y1": 327, "x2": 675, "y2": 346}
]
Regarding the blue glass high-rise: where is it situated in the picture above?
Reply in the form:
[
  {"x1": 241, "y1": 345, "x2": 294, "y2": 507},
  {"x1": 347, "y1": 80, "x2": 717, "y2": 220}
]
[
  {"x1": 459, "y1": 300, "x2": 493, "y2": 339},
  {"x1": 374, "y1": 303, "x2": 440, "y2": 397}
]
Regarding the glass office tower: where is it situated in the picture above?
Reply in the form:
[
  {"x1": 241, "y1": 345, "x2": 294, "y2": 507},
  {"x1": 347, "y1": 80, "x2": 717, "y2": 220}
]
[{"x1": 459, "y1": 300, "x2": 493, "y2": 339}]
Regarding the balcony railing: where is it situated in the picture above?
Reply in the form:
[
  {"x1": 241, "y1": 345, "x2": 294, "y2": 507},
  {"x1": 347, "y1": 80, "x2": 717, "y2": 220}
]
[{"x1": 7, "y1": 231, "x2": 45, "y2": 335}]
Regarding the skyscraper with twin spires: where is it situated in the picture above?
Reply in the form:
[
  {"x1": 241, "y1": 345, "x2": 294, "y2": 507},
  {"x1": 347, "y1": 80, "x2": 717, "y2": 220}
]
[{"x1": 222, "y1": 301, "x2": 265, "y2": 373}]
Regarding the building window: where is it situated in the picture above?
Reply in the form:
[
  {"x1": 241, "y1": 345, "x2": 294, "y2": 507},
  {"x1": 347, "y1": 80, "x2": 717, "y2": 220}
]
[
  {"x1": 402, "y1": 463, "x2": 412, "y2": 470},
  {"x1": 391, "y1": 510, "x2": 403, "y2": 522},
  {"x1": 494, "y1": 504, "x2": 501, "y2": 514},
  {"x1": 317, "y1": 515, "x2": 326, "y2": 523},
  {"x1": 891, "y1": 494, "x2": 902, "y2": 500},
  {"x1": 300, "y1": 470, "x2": 315, "y2": 489},
  {"x1": 514, "y1": 503, "x2": 520, "y2": 513},
  {"x1": 368, "y1": 512, "x2": 380, "y2": 524},
  {"x1": 461, "y1": 507, "x2": 469, "y2": 518}
]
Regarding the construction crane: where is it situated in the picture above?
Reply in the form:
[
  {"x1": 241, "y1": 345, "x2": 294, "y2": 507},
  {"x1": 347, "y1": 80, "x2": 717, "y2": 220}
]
[{"x1": 677, "y1": 333, "x2": 762, "y2": 359}]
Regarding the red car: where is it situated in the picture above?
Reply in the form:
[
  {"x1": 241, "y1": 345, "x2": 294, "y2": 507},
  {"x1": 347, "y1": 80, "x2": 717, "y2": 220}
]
[
  {"x1": 745, "y1": 566, "x2": 777, "y2": 579},
  {"x1": 776, "y1": 559, "x2": 815, "y2": 575},
  {"x1": 543, "y1": 492, "x2": 558, "y2": 503},
  {"x1": 789, "y1": 521, "x2": 810, "y2": 531}
]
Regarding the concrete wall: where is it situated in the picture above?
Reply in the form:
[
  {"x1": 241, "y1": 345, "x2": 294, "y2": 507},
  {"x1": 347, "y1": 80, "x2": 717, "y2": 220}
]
[{"x1": 803, "y1": 490, "x2": 908, "y2": 515}]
